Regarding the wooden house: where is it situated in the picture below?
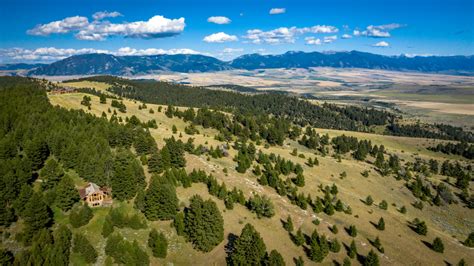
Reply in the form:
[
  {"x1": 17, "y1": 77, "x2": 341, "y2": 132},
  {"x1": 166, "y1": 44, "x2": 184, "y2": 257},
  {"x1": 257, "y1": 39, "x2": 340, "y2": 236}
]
[{"x1": 79, "y1": 182, "x2": 112, "y2": 207}]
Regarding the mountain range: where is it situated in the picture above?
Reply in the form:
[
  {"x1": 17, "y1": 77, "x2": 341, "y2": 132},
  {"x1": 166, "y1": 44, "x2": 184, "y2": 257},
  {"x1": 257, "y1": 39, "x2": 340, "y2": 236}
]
[{"x1": 8, "y1": 51, "x2": 474, "y2": 76}]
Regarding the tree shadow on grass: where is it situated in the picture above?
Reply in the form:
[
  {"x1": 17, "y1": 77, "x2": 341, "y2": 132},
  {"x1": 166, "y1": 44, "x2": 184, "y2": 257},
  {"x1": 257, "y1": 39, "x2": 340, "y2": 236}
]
[
  {"x1": 224, "y1": 232, "x2": 238, "y2": 264},
  {"x1": 421, "y1": 240, "x2": 433, "y2": 250}
]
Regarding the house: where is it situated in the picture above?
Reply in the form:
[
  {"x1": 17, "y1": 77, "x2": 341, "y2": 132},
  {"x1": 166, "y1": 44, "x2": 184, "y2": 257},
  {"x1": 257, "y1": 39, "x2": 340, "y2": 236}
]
[{"x1": 79, "y1": 182, "x2": 112, "y2": 207}]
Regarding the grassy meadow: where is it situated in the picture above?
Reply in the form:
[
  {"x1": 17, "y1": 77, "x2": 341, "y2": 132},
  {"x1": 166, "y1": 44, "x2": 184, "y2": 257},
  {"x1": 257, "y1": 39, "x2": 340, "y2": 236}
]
[{"x1": 48, "y1": 89, "x2": 474, "y2": 265}]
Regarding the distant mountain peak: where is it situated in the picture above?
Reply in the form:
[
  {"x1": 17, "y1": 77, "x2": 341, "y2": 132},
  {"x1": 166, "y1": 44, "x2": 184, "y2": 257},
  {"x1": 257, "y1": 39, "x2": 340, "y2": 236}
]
[{"x1": 28, "y1": 50, "x2": 474, "y2": 76}]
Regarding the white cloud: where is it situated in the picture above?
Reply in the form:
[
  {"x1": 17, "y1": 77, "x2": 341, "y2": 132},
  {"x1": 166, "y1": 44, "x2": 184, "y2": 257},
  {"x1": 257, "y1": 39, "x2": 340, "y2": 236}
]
[
  {"x1": 207, "y1": 16, "x2": 231, "y2": 24},
  {"x1": 27, "y1": 16, "x2": 89, "y2": 36},
  {"x1": 0, "y1": 46, "x2": 204, "y2": 62},
  {"x1": 27, "y1": 14, "x2": 185, "y2": 40},
  {"x1": 92, "y1": 11, "x2": 122, "y2": 20},
  {"x1": 305, "y1": 25, "x2": 338, "y2": 34},
  {"x1": 222, "y1": 48, "x2": 244, "y2": 53},
  {"x1": 203, "y1": 32, "x2": 238, "y2": 43},
  {"x1": 269, "y1": 8, "x2": 286, "y2": 15},
  {"x1": 0, "y1": 47, "x2": 109, "y2": 61},
  {"x1": 116, "y1": 47, "x2": 201, "y2": 56},
  {"x1": 353, "y1": 23, "x2": 403, "y2": 38},
  {"x1": 341, "y1": 34, "x2": 352, "y2": 39},
  {"x1": 373, "y1": 41, "x2": 389, "y2": 47},
  {"x1": 323, "y1": 35, "x2": 337, "y2": 43},
  {"x1": 215, "y1": 48, "x2": 245, "y2": 60},
  {"x1": 245, "y1": 25, "x2": 338, "y2": 45},
  {"x1": 305, "y1": 37, "x2": 321, "y2": 45},
  {"x1": 305, "y1": 35, "x2": 337, "y2": 45}
]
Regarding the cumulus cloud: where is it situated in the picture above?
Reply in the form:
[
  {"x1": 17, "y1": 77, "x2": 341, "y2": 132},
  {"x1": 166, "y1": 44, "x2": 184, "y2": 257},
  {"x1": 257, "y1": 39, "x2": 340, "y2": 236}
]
[
  {"x1": 0, "y1": 46, "x2": 203, "y2": 62},
  {"x1": 0, "y1": 47, "x2": 109, "y2": 61},
  {"x1": 354, "y1": 23, "x2": 403, "y2": 38},
  {"x1": 27, "y1": 16, "x2": 89, "y2": 36},
  {"x1": 341, "y1": 34, "x2": 352, "y2": 39},
  {"x1": 323, "y1": 35, "x2": 337, "y2": 43},
  {"x1": 305, "y1": 37, "x2": 321, "y2": 45},
  {"x1": 305, "y1": 35, "x2": 337, "y2": 45},
  {"x1": 27, "y1": 14, "x2": 185, "y2": 40},
  {"x1": 373, "y1": 41, "x2": 389, "y2": 47},
  {"x1": 203, "y1": 32, "x2": 238, "y2": 43},
  {"x1": 207, "y1": 16, "x2": 231, "y2": 24},
  {"x1": 244, "y1": 25, "x2": 338, "y2": 44},
  {"x1": 92, "y1": 11, "x2": 122, "y2": 20},
  {"x1": 269, "y1": 8, "x2": 286, "y2": 15}
]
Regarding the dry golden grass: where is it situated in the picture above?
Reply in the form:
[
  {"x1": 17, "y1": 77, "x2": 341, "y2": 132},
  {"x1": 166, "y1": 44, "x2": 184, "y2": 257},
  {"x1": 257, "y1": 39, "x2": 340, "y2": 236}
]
[
  {"x1": 60, "y1": 81, "x2": 112, "y2": 91},
  {"x1": 49, "y1": 92, "x2": 474, "y2": 265}
]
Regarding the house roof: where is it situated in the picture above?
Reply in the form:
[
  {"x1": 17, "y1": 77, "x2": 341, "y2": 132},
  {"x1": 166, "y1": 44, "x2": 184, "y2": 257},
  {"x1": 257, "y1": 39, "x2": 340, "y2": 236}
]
[{"x1": 79, "y1": 182, "x2": 109, "y2": 199}]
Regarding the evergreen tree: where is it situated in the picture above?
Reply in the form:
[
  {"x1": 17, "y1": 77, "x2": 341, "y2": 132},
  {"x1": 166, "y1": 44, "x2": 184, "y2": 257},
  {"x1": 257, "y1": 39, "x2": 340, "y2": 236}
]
[
  {"x1": 73, "y1": 233, "x2": 98, "y2": 264},
  {"x1": 348, "y1": 240, "x2": 357, "y2": 258},
  {"x1": 13, "y1": 185, "x2": 33, "y2": 217},
  {"x1": 372, "y1": 236, "x2": 384, "y2": 253},
  {"x1": 330, "y1": 239, "x2": 341, "y2": 253},
  {"x1": 331, "y1": 225, "x2": 339, "y2": 234},
  {"x1": 335, "y1": 200, "x2": 344, "y2": 212},
  {"x1": 294, "y1": 256, "x2": 304, "y2": 266},
  {"x1": 40, "y1": 157, "x2": 64, "y2": 190},
  {"x1": 309, "y1": 234, "x2": 326, "y2": 262},
  {"x1": 374, "y1": 152, "x2": 384, "y2": 168},
  {"x1": 348, "y1": 225, "x2": 357, "y2": 237},
  {"x1": 25, "y1": 138, "x2": 50, "y2": 171},
  {"x1": 284, "y1": 215, "x2": 294, "y2": 232},
  {"x1": 23, "y1": 192, "x2": 52, "y2": 241},
  {"x1": 247, "y1": 194, "x2": 275, "y2": 218},
  {"x1": 112, "y1": 149, "x2": 144, "y2": 201},
  {"x1": 324, "y1": 202, "x2": 335, "y2": 215},
  {"x1": 184, "y1": 195, "x2": 224, "y2": 252},
  {"x1": 432, "y1": 237, "x2": 444, "y2": 253},
  {"x1": 266, "y1": 250, "x2": 285, "y2": 266},
  {"x1": 463, "y1": 232, "x2": 474, "y2": 247},
  {"x1": 293, "y1": 228, "x2": 305, "y2": 246},
  {"x1": 376, "y1": 217, "x2": 385, "y2": 231},
  {"x1": 55, "y1": 175, "x2": 79, "y2": 211},
  {"x1": 229, "y1": 223, "x2": 267, "y2": 265},
  {"x1": 412, "y1": 219, "x2": 428, "y2": 235},
  {"x1": 49, "y1": 225, "x2": 72, "y2": 265},
  {"x1": 343, "y1": 257, "x2": 351, "y2": 266},
  {"x1": 173, "y1": 212, "x2": 185, "y2": 236},
  {"x1": 100, "y1": 94, "x2": 107, "y2": 104},
  {"x1": 147, "y1": 152, "x2": 162, "y2": 173},
  {"x1": 364, "y1": 250, "x2": 379, "y2": 266},
  {"x1": 27, "y1": 228, "x2": 53, "y2": 264},
  {"x1": 365, "y1": 195, "x2": 373, "y2": 205},
  {"x1": 69, "y1": 204, "x2": 93, "y2": 228},
  {"x1": 293, "y1": 173, "x2": 305, "y2": 187},
  {"x1": 144, "y1": 175, "x2": 178, "y2": 220},
  {"x1": 148, "y1": 229, "x2": 168, "y2": 258}
]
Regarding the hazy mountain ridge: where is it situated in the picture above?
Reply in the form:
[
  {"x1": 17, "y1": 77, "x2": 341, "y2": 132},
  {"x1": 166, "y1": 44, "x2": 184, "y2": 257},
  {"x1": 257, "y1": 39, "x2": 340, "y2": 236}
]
[{"x1": 27, "y1": 51, "x2": 474, "y2": 76}]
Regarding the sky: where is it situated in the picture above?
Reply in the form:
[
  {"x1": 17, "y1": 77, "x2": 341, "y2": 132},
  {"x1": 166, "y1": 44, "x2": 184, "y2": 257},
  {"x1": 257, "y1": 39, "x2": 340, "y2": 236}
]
[{"x1": 0, "y1": 0, "x2": 473, "y2": 63}]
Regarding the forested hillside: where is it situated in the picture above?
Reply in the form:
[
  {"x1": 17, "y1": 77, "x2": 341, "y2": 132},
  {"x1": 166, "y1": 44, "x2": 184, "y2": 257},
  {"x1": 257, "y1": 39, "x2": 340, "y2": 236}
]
[
  {"x1": 68, "y1": 75, "x2": 474, "y2": 142},
  {"x1": 1, "y1": 77, "x2": 472, "y2": 265}
]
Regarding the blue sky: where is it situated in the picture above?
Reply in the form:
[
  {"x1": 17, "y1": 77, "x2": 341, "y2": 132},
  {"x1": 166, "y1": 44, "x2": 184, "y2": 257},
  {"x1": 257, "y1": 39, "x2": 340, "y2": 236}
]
[{"x1": 0, "y1": 0, "x2": 473, "y2": 63}]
